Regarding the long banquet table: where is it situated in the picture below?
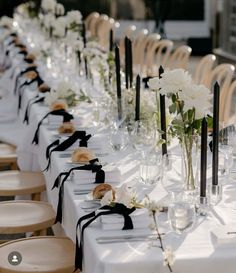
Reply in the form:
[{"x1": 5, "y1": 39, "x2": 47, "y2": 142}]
[{"x1": 1, "y1": 32, "x2": 236, "y2": 273}]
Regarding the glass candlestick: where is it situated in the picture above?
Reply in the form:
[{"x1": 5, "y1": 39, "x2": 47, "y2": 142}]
[
  {"x1": 196, "y1": 196, "x2": 209, "y2": 216},
  {"x1": 208, "y1": 184, "x2": 222, "y2": 205}
]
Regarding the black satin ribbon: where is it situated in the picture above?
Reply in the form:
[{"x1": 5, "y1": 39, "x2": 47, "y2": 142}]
[
  {"x1": 74, "y1": 203, "x2": 135, "y2": 271},
  {"x1": 53, "y1": 160, "x2": 105, "y2": 224},
  {"x1": 44, "y1": 131, "x2": 92, "y2": 171},
  {"x1": 13, "y1": 66, "x2": 38, "y2": 95},
  {"x1": 23, "y1": 96, "x2": 45, "y2": 124},
  {"x1": 18, "y1": 50, "x2": 28, "y2": 56},
  {"x1": 142, "y1": 76, "x2": 154, "y2": 88},
  {"x1": 32, "y1": 109, "x2": 74, "y2": 145}
]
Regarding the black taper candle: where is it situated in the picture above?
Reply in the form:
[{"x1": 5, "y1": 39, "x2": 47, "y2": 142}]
[
  {"x1": 115, "y1": 45, "x2": 122, "y2": 120},
  {"x1": 84, "y1": 57, "x2": 88, "y2": 79},
  {"x1": 200, "y1": 117, "x2": 208, "y2": 197},
  {"x1": 124, "y1": 36, "x2": 129, "y2": 89},
  {"x1": 212, "y1": 82, "x2": 220, "y2": 185},
  {"x1": 135, "y1": 75, "x2": 141, "y2": 121},
  {"x1": 109, "y1": 29, "x2": 113, "y2": 52},
  {"x1": 82, "y1": 22, "x2": 86, "y2": 47},
  {"x1": 128, "y1": 38, "x2": 133, "y2": 88},
  {"x1": 159, "y1": 66, "x2": 167, "y2": 155}
]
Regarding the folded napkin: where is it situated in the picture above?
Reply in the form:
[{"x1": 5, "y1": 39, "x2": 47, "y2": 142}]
[
  {"x1": 72, "y1": 165, "x2": 121, "y2": 185},
  {"x1": 74, "y1": 182, "x2": 120, "y2": 192},
  {"x1": 211, "y1": 224, "x2": 236, "y2": 246},
  {"x1": 48, "y1": 115, "x2": 80, "y2": 126},
  {"x1": 100, "y1": 208, "x2": 151, "y2": 230}
]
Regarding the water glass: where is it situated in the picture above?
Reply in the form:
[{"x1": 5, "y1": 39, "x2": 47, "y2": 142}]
[
  {"x1": 218, "y1": 144, "x2": 234, "y2": 181},
  {"x1": 168, "y1": 195, "x2": 196, "y2": 234},
  {"x1": 109, "y1": 126, "x2": 129, "y2": 152},
  {"x1": 140, "y1": 153, "x2": 163, "y2": 186}
]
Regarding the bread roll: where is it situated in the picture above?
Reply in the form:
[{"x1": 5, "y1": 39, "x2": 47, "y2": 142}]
[
  {"x1": 25, "y1": 53, "x2": 36, "y2": 61},
  {"x1": 58, "y1": 122, "x2": 75, "y2": 134},
  {"x1": 92, "y1": 183, "x2": 115, "y2": 200},
  {"x1": 25, "y1": 71, "x2": 38, "y2": 80},
  {"x1": 38, "y1": 83, "x2": 50, "y2": 93},
  {"x1": 71, "y1": 147, "x2": 95, "y2": 163},
  {"x1": 50, "y1": 101, "x2": 68, "y2": 111}
]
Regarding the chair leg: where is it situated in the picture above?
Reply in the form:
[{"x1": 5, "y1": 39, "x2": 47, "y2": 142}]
[
  {"x1": 33, "y1": 229, "x2": 47, "y2": 236},
  {"x1": 10, "y1": 162, "x2": 18, "y2": 170}
]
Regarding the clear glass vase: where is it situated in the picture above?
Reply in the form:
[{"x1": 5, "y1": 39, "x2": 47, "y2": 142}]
[{"x1": 181, "y1": 134, "x2": 199, "y2": 193}]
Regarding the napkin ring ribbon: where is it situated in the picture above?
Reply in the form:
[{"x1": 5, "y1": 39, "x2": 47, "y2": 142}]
[
  {"x1": 74, "y1": 203, "x2": 135, "y2": 271},
  {"x1": 44, "y1": 131, "x2": 91, "y2": 171},
  {"x1": 53, "y1": 160, "x2": 105, "y2": 224},
  {"x1": 32, "y1": 109, "x2": 74, "y2": 145},
  {"x1": 23, "y1": 95, "x2": 45, "y2": 124}
]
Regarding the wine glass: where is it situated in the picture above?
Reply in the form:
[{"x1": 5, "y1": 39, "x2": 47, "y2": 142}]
[
  {"x1": 218, "y1": 144, "x2": 234, "y2": 182},
  {"x1": 109, "y1": 125, "x2": 129, "y2": 153}
]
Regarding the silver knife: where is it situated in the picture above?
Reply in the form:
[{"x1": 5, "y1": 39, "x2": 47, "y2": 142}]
[{"x1": 96, "y1": 234, "x2": 157, "y2": 244}]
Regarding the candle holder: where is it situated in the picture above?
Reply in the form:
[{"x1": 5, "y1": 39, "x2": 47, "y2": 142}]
[
  {"x1": 208, "y1": 184, "x2": 222, "y2": 205},
  {"x1": 196, "y1": 196, "x2": 209, "y2": 216}
]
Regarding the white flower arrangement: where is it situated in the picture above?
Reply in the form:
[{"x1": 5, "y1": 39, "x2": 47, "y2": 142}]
[
  {"x1": 55, "y1": 3, "x2": 65, "y2": 16},
  {"x1": 43, "y1": 13, "x2": 56, "y2": 29},
  {"x1": 0, "y1": 16, "x2": 13, "y2": 28},
  {"x1": 65, "y1": 10, "x2": 82, "y2": 31},
  {"x1": 44, "y1": 80, "x2": 77, "y2": 107},
  {"x1": 51, "y1": 16, "x2": 67, "y2": 38},
  {"x1": 41, "y1": 0, "x2": 57, "y2": 13}
]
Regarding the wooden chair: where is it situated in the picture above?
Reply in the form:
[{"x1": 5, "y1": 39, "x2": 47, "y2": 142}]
[
  {"x1": 88, "y1": 13, "x2": 101, "y2": 38},
  {"x1": 166, "y1": 45, "x2": 192, "y2": 70},
  {"x1": 0, "y1": 171, "x2": 46, "y2": 201},
  {"x1": 0, "y1": 236, "x2": 78, "y2": 273},
  {"x1": 0, "y1": 143, "x2": 17, "y2": 170},
  {"x1": 0, "y1": 201, "x2": 55, "y2": 239},
  {"x1": 96, "y1": 15, "x2": 115, "y2": 50},
  {"x1": 144, "y1": 39, "x2": 173, "y2": 76},
  {"x1": 204, "y1": 63, "x2": 235, "y2": 121},
  {"x1": 193, "y1": 54, "x2": 216, "y2": 85},
  {"x1": 85, "y1": 11, "x2": 100, "y2": 34},
  {"x1": 221, "y1": 79, "x2": 236, "y2": 124}
]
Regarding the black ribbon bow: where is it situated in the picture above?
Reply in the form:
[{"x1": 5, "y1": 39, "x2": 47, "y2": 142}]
[
  {"x1": 44, "y1": 131, "x2": 92, "y2": 171},
  {"x1": 23, "y1": 95, "x2": 45, "y2": 124},
  {"x1": 74, "y1": 203, "x2": 135, "y2": 271},
  {"x1": 53, "y1": 160, "x2": 105, "y2": 224},
  {"x1": 32, "y1": 109, "x2": 74, "y2": 145},
  {"x1": 142, "y1": 76, "x2": 154, "y2": 89}
]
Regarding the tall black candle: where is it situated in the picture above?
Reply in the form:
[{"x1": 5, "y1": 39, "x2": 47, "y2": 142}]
[
  {"x1": 84, "y1": 57, "x2": 88, "y2": 79},
  {"x1": 124, "y1": 36, "x2": 129, "y2": 89},
  {"x1": 200, "y1": 117, "x2": 208, "y2": 197},
  {"x1": 82, "y1": 22, "x2": 86, "y2": 47},
  {"x1": 109, "y1": 29, "x2": 113, "y2": 52},
  {"x1": 212, "y1": 82, "x2": 220, "y2": 185},
  {"x1": 135, "y1": 75, "x2": 141, "y2": 121},
  {"x1": 159, "y1": 66, "x2": 167, "y2": 155},
  {"x1": 115, "y1": 45, "x2": 122, "y2": 120},
  {"x1": 128, "y1": 38, "x2": 133, "y2": 88}
]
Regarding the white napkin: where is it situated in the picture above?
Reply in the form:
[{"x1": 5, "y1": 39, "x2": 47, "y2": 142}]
[
  {"x1": 47, "y1": 115, "x2": 80, "y2": 126},
  {"x1": 211, "y1": 224, "x2": 236, "y2": 246},
  {"x1": 72, "y1": 166, "x2": 121, "y2": 185},
  {"x1": 100, "y1": 208, "x2": 151, "y2": 230},
  {"x1": 74, "y1": 182, "x2": 120, "y2": 191}
]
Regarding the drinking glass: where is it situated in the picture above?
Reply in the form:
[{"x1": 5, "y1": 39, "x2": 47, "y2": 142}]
[
  {"x1": 109, "y1": 125, "x2": 129, "y2": 152},
  {"x1": 218, "y1": 144, "x2": 234, "y2": 182},
  {"x1": 168, "y1": 194, "x2": 196, "y2": 235},
  {"x1": 140, "y1": 151, "x2": 163, "y2": 186}
]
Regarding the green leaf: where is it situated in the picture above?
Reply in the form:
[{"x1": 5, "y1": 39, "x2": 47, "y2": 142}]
[{"x1": 169, "y1": 103, "x2": 176, "y2": 114}]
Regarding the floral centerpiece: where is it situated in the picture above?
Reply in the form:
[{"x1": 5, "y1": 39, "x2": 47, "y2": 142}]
[{"x1": 149, "y1": 68, "x2": 212, "y2": 191}]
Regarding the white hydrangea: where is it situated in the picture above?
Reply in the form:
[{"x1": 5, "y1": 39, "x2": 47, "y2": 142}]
[
  {"x1": 44, "y1": 90, "x2": 59, "y2": 106},
  {"x1": 148, "y1": 68, "x2": 192, "y2": 96},
  {"x1": 100, "y1": 190, "x2": 113, "y2": 206},
  {"x1": 56, "y1": 80, "x2": 74, "y2": 97},
  {"x1": 179, "y1": 83, "x2": 212, "y2": 119},
  {"x1": 44, "y1": 13, "x2": 56, "y2": 29},
  {"x1": 66, "y1": 10, "x2": 82, "y2": 26},
  {"x1": 0, "y1": 16, "x2": 13, "y2": 28},
  {"x1": 41, "y1": 0, "x2": 57, "y2": 12},
  {"x1": 115, "y1": 184, "x2": 136, "y2": 208}
]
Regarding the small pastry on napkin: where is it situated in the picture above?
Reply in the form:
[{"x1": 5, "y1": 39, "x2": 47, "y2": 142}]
[
  {"x1": 71, "y1": 147, "x2": 95, "y2": 163},
  {"x1": 38, "y1": 83, "x2": 50, "y2": 93},
  {"x1": 58, "y1": 121, "x2": 75, "y2": 134},
  {"x1": 25, "y1": 71, "x2": 38, "y2": 80},
  {"x1": 25, "y1": 53, "x2": 36, "y2": 62},
  {"x1": 92, "y1": 183, "x2": 115, "y2": 200},
  {"x1": 50, "y1": 101, "x2": 68, "y2": 111}
]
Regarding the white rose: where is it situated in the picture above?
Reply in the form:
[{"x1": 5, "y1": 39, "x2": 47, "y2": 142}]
[
  {"x1": 44, "y1": 14, "x2": 56, "y2": 29},
  {"x1": 41, "y1": 0, "x2": 57, "y2": 12},
  {"x1": 56, "y1": 80, "x2": 74, "y2": 97},
  {"x1": 100, "y1": 190, "x2": 113, "y2": 206},
  {"x1": 115, "y1": 184, "x2": 135, "y2": 208}
]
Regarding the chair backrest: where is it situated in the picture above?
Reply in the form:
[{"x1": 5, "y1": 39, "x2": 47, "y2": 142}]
[
  {"x1": 145, "y1": 39, "x2": 173, "y2": 76},
  {"x1": 205, "y1": 63, "x2": 235, "y2": 122},
  {"x1": 86, "y1": 12, "x2": 100, "y2": 38},
  {"x1": 96, "y1": 15, "x2": 115, "y2": 50},
  {"x1": 193, "y1": 54, "x2": 216, "y2": 85},
  {"x1": 221, "y1": 79, "x2": 236, "y2": 123},
  {"x1": 166, "y1": 45, "x2": 192, "y2": 70},
  {"x1": 133, "y1": 29, "x2": 149, "y2": 66}
]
